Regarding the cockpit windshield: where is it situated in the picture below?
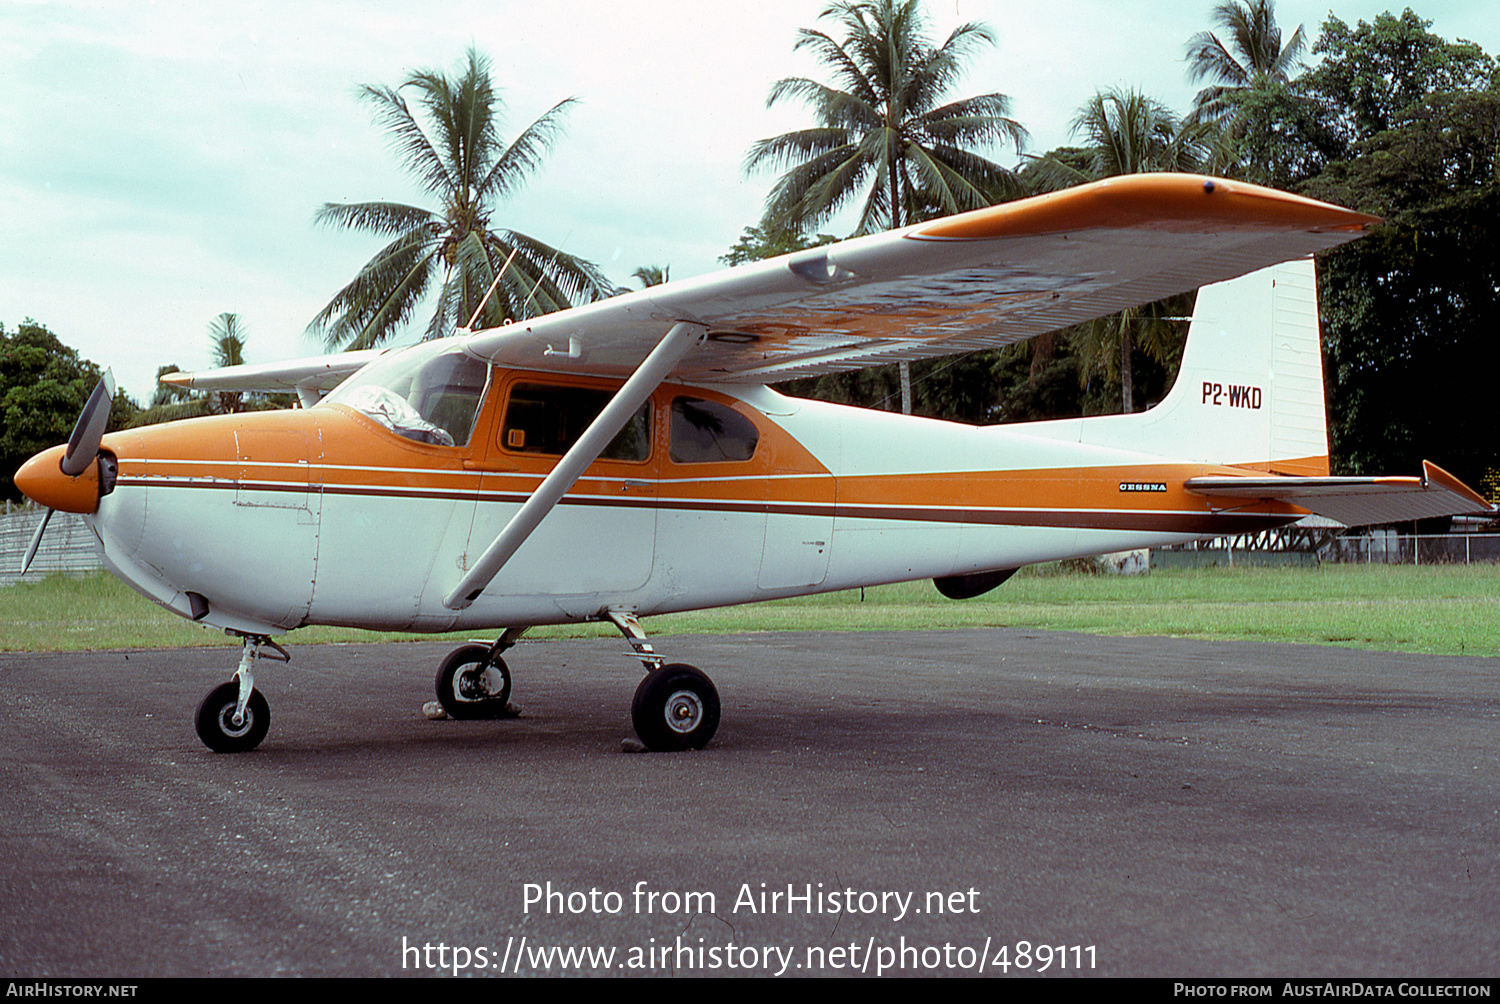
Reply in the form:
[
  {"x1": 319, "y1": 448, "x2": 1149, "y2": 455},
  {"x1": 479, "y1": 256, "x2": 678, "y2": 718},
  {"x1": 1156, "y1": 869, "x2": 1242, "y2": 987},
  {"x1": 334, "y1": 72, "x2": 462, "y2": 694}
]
[{"x1": 319, "y1": 342, "x2": 490, "y2": 448}]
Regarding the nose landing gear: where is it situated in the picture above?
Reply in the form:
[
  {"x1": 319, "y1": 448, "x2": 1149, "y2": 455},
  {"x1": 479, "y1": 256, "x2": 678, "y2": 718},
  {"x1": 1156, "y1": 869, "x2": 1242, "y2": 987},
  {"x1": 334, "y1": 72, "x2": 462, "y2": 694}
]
[{"x1": 194, "y1": 635, "x2": 287, "y2": 753}]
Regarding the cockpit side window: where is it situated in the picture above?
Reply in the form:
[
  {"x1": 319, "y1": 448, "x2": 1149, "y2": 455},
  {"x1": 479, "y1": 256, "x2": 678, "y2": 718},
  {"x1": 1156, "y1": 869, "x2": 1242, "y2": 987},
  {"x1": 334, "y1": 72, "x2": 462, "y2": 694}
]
[
  {"x1": 320, "y1": 344, "x2": 490, "y2": 448},
  {"x1": 501, "y1": 383, "x2": 651, "y2": 462},
  {"x1": 669, "y1": 396, "x2": 759, "y2": 463}
]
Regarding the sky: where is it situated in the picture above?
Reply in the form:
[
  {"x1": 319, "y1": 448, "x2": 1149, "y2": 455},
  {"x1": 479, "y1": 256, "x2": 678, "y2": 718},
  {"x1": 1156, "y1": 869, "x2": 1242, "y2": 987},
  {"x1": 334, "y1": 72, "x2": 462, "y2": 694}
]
[{"x1": 2, "y1": 0, "x2": 1496, "y2": 403}]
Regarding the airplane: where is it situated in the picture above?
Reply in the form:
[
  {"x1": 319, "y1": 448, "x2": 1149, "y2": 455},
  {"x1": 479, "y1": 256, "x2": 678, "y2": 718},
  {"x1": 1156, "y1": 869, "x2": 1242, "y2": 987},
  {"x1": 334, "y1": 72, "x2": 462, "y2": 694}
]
[{"x1": 14, "y1": 173, "x2": 1493, "y2": 755}]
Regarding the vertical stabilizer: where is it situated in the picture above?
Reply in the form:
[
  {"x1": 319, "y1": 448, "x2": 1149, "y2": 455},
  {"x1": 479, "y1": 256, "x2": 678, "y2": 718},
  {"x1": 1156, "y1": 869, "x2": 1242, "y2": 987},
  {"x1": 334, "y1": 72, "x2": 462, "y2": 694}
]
[{"x1": 1078, "y1": 258, "x2": 1330, "y2": 474}]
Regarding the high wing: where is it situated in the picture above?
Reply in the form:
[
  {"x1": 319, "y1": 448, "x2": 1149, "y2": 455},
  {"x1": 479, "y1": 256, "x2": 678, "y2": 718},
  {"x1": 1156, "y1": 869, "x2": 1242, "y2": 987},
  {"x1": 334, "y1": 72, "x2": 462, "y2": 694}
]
[
  {"x1": 159, "y1": 349, "x2": 385, "y2": 406},
  {"x1": 461, "y1": 173, "x2": 1379, "y2": 382},
  {"x1": 1186, "y1": 462, "x2": 1495, "y2": 526},
  {"x1": 163, "y1": 173, "x2": 1376, "y2": 396}
]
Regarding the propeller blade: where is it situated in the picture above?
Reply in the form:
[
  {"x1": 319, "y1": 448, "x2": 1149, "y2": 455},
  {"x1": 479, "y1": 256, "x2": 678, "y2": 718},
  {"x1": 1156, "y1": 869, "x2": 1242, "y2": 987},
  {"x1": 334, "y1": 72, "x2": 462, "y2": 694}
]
[
  {"x1": 20, "y1": 508, "x2": 54, "y2": 575},
  {"x1": 61, "y1": 369, "x2": 115, "y2": 477}
]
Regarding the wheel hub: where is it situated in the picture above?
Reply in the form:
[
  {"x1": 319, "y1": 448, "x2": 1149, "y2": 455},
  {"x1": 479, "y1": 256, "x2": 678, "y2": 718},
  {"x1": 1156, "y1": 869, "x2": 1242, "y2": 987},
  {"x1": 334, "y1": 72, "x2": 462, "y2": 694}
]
[
  {"x1": 664, "y1": 690, "x2": 703, "y2": 734},
  {"x1": 218, "y1": 705, "x2": 253, "y2": 738},
  {"x1": 457, "y1": 666, "x2": 497, "y2": 701}
]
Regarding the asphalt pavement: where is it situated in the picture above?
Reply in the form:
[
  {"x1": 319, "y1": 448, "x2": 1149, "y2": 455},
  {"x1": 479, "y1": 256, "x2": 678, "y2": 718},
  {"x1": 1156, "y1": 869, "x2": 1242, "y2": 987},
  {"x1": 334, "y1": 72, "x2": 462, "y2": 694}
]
[{"x1": 1, "y1": 629, "x2": 1496, "y2": 977}]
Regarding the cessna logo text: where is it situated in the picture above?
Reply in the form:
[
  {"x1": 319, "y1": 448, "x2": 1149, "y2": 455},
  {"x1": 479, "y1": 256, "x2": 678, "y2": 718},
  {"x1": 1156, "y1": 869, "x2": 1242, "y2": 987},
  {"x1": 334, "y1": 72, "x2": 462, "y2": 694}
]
[
  {"x1": 1202, "y1": 381, "x2": 1262, "y2": 409},
  {"x1": 1119, "y1": 482, "x2": 1167, "y2": 492}
]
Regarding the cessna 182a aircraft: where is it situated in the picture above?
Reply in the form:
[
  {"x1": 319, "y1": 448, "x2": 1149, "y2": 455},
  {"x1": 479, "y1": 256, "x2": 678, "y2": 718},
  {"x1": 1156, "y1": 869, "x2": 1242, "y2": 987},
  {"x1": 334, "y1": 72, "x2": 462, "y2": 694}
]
[{"x1": 15, "y1": 173, "x2": 1493, "y2": 754}]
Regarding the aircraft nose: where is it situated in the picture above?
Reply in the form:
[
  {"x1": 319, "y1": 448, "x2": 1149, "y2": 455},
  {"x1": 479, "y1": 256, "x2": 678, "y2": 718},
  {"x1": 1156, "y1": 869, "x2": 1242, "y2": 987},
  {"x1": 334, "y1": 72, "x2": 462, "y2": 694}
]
[{"x1": 14, "y1": 444, "x2": 102, "y2": 514}]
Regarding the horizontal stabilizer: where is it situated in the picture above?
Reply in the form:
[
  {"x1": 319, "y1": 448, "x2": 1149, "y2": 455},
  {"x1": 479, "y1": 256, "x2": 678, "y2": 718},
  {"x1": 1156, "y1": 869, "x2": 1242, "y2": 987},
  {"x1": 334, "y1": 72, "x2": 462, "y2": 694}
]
[{"x1": 1185, "y1": 461, "x2": 1493, "y2": 527}]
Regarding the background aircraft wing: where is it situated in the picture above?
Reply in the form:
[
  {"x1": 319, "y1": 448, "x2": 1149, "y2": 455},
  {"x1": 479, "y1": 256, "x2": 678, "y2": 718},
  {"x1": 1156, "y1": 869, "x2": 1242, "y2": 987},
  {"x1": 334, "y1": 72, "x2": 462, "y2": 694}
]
[
  {"x1": 1186, "y1": 462, "x2": 1494, "y2": 526},
  {"x1": 159, "y1": 350, "x2": 385, "y2": 396},
  {"x1": 463, "y1": 173, "x2": 1380, "y2": 383}
]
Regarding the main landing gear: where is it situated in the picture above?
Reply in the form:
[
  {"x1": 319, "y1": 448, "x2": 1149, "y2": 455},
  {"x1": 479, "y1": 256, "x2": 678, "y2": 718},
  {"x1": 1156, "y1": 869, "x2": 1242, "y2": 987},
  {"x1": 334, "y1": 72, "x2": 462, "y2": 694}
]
[
  {"x1": 430, "y1": 613, "x2": 721, "y2": 752},
  {"x1": 607, "y1": 610, "x2": 720, "y2": 752},
  {"x1": 194, "y1": 635, "x2": 288, "y2": 753}
]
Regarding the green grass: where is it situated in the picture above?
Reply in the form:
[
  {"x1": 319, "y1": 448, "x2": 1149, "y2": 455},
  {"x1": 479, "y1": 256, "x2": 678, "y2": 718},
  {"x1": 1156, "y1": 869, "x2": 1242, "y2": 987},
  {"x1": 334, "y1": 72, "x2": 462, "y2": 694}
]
[{"x1": 2, "y1": 564, "x2": 1497, "y2": 656}]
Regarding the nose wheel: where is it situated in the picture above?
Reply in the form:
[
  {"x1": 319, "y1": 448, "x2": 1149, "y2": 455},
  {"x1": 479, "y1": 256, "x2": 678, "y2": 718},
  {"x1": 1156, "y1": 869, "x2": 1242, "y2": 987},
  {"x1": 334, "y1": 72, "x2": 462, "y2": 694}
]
[
  {"x1": 195, "y1": 682, "x2": 270, "y2": 753},
  {"x1": 194, "y1": 635, "x2": 286, "y2": 753}
]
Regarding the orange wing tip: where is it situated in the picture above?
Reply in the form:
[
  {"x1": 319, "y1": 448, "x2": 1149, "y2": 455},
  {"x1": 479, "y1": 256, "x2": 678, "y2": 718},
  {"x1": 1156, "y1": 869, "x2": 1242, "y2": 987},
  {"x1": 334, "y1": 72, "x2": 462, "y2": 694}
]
[
  {"x1": 909, "y1": 174, "x2": 1383, "y2": 242},
  {"x1": 1422, "y1": 461, "x2": 1495, "y2": 512}
]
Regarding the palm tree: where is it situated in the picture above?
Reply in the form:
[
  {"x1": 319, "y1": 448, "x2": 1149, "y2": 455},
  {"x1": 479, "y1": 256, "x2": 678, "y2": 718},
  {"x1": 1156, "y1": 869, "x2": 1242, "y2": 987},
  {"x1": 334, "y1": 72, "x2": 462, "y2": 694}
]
[
  {"x1": 745, "y1": 0, "x2": 1028, "y2": 237},
  {"x1": 1027, "y1": 87, "x2": 1205, "y2": 191},
  {"x1": 631, "y1": 264, "x2": 669, "y2": 288},
  {"x1": 208, "y1": 312, "x2": 247, "y2": 413},
  {"x1": 1024, "y1": 87, "x2": 1204, "y2": 413},
  {"x1": 1185, "y1": 1, "x2": 1312, "y2": 184},
  {"x1": 1185, "y1": 0, "x2": 1307, "y2": 125},
  {"x1": 310, "y1": 48, "x2": 612, "y2": 350}
]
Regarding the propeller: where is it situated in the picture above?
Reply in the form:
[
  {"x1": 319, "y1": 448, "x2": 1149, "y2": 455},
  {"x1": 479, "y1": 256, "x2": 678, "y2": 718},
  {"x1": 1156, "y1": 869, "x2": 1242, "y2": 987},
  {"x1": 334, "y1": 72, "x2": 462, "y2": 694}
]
[
  {"x1": 17, "y1": 369, "x2": 114, "y2": 575},
  {"x1": 61, "y1": 370, "x2": 116, "y2": 476}
]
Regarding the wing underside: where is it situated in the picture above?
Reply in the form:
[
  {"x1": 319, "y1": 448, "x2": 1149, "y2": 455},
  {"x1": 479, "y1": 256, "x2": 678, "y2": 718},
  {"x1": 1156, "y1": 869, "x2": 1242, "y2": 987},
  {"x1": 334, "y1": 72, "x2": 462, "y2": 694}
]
[
  {"x1": 462, "y1": 173, "x2": 1381, "y2": 382},
  {"x1": 165, "y1": 173, "x2": 1379, "y2": 394}
]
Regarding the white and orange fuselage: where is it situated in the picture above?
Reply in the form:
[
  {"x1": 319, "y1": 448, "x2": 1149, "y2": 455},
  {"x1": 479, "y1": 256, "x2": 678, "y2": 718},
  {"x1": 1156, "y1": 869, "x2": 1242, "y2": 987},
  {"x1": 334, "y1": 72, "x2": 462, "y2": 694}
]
[{"x1": 21, "y1": 372, "x2": 1297, "y2": 639}]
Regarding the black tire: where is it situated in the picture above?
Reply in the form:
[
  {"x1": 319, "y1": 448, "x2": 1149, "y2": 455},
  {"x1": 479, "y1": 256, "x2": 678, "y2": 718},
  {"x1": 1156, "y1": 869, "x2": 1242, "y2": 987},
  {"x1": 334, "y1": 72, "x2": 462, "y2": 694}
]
[
  {"x1": 631, "y1": 664, "x2": 720, "y2": 752},
  {"x1": 435, "y1": 645, "x2": 512, "y2": 720},
  {"x1": 194, "y1": 681, "x2": 270, "y2": 753}
]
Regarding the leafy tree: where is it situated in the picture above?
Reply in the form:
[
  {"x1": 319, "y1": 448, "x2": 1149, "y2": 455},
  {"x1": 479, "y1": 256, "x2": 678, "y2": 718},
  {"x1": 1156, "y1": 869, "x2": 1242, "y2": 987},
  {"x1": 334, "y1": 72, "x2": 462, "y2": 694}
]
[
  {"x1": 311, "y1": 47, "x2": 613, "y2": 350},
  {"x1": 745, "y1": 0, "x2": 1027, "y2": 236},
  {"x1": 0, "y1": 320, "x2": 122, "y2": 501},
  {"x1": 720, "y1": 226, "x2": 838, "y2": 266},
  {"x1": 1293, "y1": 15, "x2": 1500, "y2": 487},
  {"x1": 1302, "y1": 10, "x2": 1495, "y2": 156}
]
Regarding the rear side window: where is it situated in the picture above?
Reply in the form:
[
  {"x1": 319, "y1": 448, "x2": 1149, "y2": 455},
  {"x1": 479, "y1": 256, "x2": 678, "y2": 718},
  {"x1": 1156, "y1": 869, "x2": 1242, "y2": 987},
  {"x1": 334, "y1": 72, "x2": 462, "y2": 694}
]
[
  {"x1": 670, "y1": 397, "x2": 758, "y2": 463},
  {"x1": 501, "y1": 383, "x2": 651, "y2": 461}
]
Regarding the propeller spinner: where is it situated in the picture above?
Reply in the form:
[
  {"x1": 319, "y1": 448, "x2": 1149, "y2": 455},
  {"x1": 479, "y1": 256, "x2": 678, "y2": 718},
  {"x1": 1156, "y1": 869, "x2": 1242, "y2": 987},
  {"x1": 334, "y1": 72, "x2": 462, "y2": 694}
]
[{"x1": 14, "y1": 369, "x2": 115, "y2": 574}]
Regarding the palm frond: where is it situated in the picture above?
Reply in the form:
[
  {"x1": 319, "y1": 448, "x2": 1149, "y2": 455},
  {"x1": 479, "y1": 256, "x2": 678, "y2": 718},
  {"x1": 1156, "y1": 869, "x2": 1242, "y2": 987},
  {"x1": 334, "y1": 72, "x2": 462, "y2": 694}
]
[
  {"x1": 745, "y1": 127, "x2": 855, "y2": 174},
  {"x1": 307, "y1": 229, "x2": 442, "y2": 350},
  {"x1": 759, "y1": 142, "x2": 874, "y2": 232},
  {"x1": 476, "y1": 97, "x2": 579, "y2": 203},
  {"x1": 207, "y1": 313, "x2": 247, "y2": 369},
  {"x1": 918, "y1": 94, "x2": 1029, "y2": 149},
  {"x1": 314, "y1": 202, "x2": 440, "y2": 236},
  {"x1": 789, "y1": 29, "x2": 878, "y2": 104},
  {"x1": 357, "y1": 84, "x2": 455, "y2": 199},
  {"x1": 767, "y1": 77, "x2": 879, "y2": 130}
]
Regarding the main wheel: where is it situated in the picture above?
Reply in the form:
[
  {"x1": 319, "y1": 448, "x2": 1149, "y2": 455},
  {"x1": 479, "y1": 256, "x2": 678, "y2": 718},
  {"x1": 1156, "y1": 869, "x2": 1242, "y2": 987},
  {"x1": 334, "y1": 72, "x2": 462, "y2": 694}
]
[
  {"x1": 194, "y1": 681, "x2": 270, "y2": 753},
  {"x1": 435, "y1": 645, "x2": 512, "y2": 720},
  {"x1": 631, "y1": 664, "x2": 720, "y2": 752}
]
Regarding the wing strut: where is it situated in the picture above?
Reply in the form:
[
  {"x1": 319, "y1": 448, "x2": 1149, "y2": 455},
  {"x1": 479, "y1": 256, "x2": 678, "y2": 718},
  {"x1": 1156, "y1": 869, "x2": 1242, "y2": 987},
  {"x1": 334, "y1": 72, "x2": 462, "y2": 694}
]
[{"x1": 443, "y1": 321, "x2": 707, "y2": 611}]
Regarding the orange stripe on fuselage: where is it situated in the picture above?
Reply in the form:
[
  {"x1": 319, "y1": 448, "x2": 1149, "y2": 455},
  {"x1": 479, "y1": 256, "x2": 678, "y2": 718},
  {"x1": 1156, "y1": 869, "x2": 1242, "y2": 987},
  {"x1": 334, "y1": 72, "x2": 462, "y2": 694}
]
[{"x1": 100, "y1": 379, "x2": 1302, "y2": 536}]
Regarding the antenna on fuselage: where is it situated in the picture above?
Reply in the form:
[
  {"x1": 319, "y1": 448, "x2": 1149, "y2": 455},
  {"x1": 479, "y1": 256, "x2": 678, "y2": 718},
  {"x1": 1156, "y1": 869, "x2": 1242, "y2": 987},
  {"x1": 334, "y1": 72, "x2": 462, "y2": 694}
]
[{"x1": 465, "y1": 247, "x2": 521, "y2": 332}]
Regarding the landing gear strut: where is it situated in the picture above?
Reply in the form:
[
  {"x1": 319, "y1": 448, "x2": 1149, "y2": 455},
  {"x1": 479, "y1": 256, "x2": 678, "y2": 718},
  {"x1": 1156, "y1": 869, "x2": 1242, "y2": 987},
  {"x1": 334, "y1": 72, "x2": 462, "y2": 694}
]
[
  {"x1": 434, "y1": 627, "x2": 526, "y2": 720},
  {"x1": 607, "y1": 610, "x2": 719, "y2": 752},
  {"x1": 194, "y1": 635, "x2": 287, "y2": 753}
]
